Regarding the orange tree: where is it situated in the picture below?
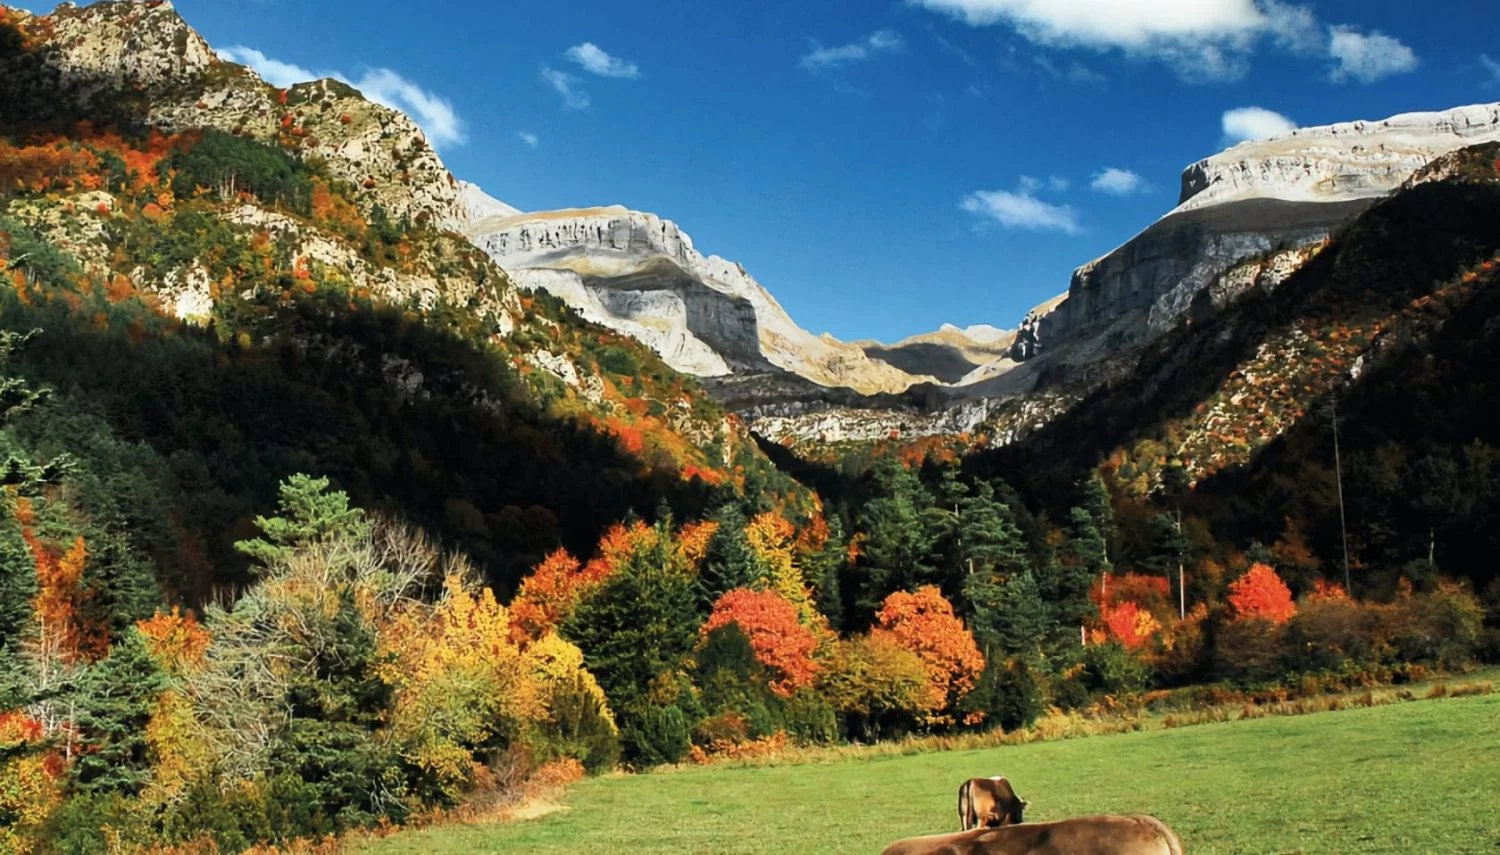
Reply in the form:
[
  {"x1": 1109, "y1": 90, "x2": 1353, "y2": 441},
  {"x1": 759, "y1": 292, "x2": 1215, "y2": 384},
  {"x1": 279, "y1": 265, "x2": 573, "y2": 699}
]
[
  {"x1": 1228, "y1": 563, "x2": 1297, "y2": 624},
  {"x1": 872, "y1": 586, "x2": 983, "y2": 723},
  {"x1": 701, "y1": 588, "x2": 819, "y2": 698}
]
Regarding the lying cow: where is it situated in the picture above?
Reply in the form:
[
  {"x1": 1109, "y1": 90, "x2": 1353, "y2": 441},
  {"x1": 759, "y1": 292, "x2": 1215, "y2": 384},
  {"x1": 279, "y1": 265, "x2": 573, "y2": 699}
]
[
  {"x1": 882, "y1": 814, "x2": 1183, "y2": 855},
  {"x1": 957, "y1": 777, "x2": 1027, "y2": 830}
]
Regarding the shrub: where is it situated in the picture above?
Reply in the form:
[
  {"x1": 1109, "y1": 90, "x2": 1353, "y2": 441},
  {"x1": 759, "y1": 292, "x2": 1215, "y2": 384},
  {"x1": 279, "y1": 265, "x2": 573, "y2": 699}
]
[
  {"x1": 960, "y1": 655, "x2": 1044, "y2": 732},
  {"x1": 817, "y1": 634, "x2": 933, "y2": 741},
  {"x1": 534, "y1": 672, "x2": 621, "y2": 775},
  {"x1": 780, "y1": 690, "x2": 839, "y2": 745},
  {"x1": 1283, "y1": 595, "x2": 1378, "y2": 673},
  {"x1": 1385, "y1": 583, "x2": 1484, "y2": 669},
  {"x1": 1213, "y1": 617, "x2": 1286, "y2": 685},
  {"x1": 1151, "y1": 603, "x2": 1211, "y2": 686},
  {"x1": 1079, "y1": 642, "x2": 1152, "y2": 697},
  {"x1": 1227, "y1": 563, "x2": 1297, "y2": 624},
  {"x1": 39, "y1": 792, "x2": 152, "y2": 855},
  {"x1": 621, "y1": 704, "x2": 692, "y2": 767}
]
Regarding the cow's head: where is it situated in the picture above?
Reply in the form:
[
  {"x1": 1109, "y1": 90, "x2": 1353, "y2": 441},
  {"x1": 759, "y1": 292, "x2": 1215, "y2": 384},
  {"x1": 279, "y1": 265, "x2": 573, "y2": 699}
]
[{"x1": 988, "y1": 794, "x2": 1027, "y2": 827}]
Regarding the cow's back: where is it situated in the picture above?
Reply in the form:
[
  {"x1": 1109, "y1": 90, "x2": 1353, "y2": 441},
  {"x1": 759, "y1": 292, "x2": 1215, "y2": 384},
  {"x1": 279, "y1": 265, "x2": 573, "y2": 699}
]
[{"x1": 883, "y1": 815, "x2": 1182, "y2": 855}]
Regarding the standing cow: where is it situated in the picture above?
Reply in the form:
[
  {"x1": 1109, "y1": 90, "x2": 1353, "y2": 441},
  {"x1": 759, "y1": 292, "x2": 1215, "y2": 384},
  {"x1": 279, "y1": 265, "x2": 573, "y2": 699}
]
[
  {"x1": 883, "y1": 814, "x2": 1184, "y2": 855},
  {"x1": 957, "y1": 777, "x2": 1027, "y2": 831}
]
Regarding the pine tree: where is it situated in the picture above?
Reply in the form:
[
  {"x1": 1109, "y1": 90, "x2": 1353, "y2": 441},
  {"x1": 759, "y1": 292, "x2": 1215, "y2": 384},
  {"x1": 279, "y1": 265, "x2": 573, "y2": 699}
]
[
  {"x1": 957, "y1": 480, "x2": 1029, "y2": 579},
  {"x1": 71, "y1": 630, "x2": 168, "y2": 796},
  {"x1": 963, "y1": 569, "x2": 1049, "y2": 657},
  {"x1": 1041, "y1": 507, "x2": 1105, "y2": 629},
  {"x1": 856, "y1": 460, "x2": 939, "y2": 612},
  {"x1": 563, "y1": 524, "x2": 699, "y2": 716},
  {"x1": 236, "y1": 474, "x2": 371, "y2": 568},
  {"x1": 814, "y1": 515, "x2": 849, "y2": 629},
  {"x1": 697, "y1": 504, "x2": 767, "y2": 610}
]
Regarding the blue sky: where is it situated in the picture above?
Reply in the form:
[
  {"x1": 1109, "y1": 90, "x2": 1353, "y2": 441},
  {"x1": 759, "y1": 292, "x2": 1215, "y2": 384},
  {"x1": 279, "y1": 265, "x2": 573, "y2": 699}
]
[{"x1": 113, "y1": 2, "x2": 1500, "y2": 340}]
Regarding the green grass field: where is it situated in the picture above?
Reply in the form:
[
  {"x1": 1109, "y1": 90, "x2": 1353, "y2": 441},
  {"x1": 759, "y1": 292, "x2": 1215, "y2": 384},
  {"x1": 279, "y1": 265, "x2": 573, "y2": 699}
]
[{"x1": 362, "y1": 694, "x2": 1500, "y2": 854}]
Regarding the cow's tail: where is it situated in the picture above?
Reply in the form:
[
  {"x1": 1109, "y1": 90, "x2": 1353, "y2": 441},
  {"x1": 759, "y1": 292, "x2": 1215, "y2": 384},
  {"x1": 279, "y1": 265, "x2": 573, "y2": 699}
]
[
  {"x1": 1138, "y1": 815, "x2": 1183, "y2": 855},
  {"x1": 957, "y1": 780, "x2": 971, "y2": 831}
]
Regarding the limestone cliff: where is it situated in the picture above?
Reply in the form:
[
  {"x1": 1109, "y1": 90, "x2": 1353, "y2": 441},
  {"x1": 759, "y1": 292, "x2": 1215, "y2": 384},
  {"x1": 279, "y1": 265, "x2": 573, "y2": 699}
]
[
  {"x1": 464, "y1": 206, "x2": 935, "y2": 394},
  {"x1": 1023, "y1": 102, "x2": 1500, "y2": 396}
]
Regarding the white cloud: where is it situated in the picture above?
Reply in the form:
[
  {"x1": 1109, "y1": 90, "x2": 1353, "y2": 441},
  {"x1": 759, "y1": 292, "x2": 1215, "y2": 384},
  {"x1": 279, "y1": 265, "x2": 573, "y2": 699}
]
[
  {"x1": 801, "y1": 29, "x2": 904, "y2": 70},
  {"x1": 565, "y1": 43, "x2": 641, "y2": 79},
  {"x1": 518, "y1": 132, "x2": 540, "y2": 148},
  {"x1": 354, "y1": 69, "x2": 467, "y2": 149},
  {"x1": 1261, "y1": 0, "x2": 1322, "y2": 54},
  {"x1": 1049, "y1": 175, "x2": 1071, "y2": 192},
  {"x1": 1222, "y1": 106, "x2": 1296, "y2": 142},
  {"x1": 542, "y1": 66, "x2": 590, "y2": 109},
  {"x1": 961, "y1": 181, "x2": 1081, "y2": 235},
  {"x1": 911, "y1": 0, "x2": 1267, "y2": 44},
  {"x1": 1090, "y1": 167, "x2": 1147, "y2": 196},
  {"x1": 216, "y1": 46, "x2": 316, "y2": 89},
  {"x1": 909, "y1": 0, "x2": 1409, "y2": 84},
  {"x1": 1484, "y1": 54, "x2": 1500, "y2": 87},
  {"x1": 216, "y1": 46, "x2": 466, "y2": 148},
  {"x1": 1328, "y1": 26, "x2": 1418, "y2": 83}
]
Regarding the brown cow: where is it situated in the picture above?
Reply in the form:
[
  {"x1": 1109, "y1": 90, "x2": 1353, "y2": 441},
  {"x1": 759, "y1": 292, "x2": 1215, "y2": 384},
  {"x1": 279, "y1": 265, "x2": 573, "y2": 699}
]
[
  {"x1": 957, "y1": 777, "x2": 1027, "y2": 831},
  {"x1": 882, "y1": 814, "x2": 1183, "y2": 855}
]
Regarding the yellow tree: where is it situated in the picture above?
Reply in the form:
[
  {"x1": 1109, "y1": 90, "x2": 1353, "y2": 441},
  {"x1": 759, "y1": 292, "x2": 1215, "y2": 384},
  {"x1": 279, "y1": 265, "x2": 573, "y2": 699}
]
[{"x1": 379, "y1": 574, "x2": 541, "y2": 799}]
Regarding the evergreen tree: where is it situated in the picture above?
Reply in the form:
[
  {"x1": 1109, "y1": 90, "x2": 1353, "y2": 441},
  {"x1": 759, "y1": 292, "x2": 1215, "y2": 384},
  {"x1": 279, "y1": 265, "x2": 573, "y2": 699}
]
[
  {"x1": 271, "y1": 588, "x2": 404, "y2": 829},
  {"x1": 1142, "y1": 513, "x2": 1191, "y2": 579},
  {"x1": 807, "y1": 515, "x2": 849, "y2": 630},
  {"x1": 563, "y1": 523, "x2": 699, "y2": 718},
  {"x1": 963, "y1": 569, "x2": 1049, "y2": 657},
  {"x1": 956, "y1": 480, "x2": 1030, "y2": 580},
  {"x1": 697, "y1": 504, "x2": 767, "y2": 610},
  {"x1": 856, "y1": 460, "x2": 939, "y2": 614},
  {"x1": 1082, "y1": 472, "x2": 1114, "y2": 559},
  {"x1": 1041, "y1": 507, "x2": 1106, "y2": 630},
  {"x1": 72, "y1": 630, "x2": 169, "y2": 796},
  {"x1": 236, "y1": 474, "x2": 371, "y2": 568}
]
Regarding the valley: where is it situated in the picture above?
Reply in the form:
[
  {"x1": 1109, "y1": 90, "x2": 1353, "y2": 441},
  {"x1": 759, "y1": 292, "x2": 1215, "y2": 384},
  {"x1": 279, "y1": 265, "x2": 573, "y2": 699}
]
[{"x1": 0, "y1": 2, "x2": 1497, "y2": 853}]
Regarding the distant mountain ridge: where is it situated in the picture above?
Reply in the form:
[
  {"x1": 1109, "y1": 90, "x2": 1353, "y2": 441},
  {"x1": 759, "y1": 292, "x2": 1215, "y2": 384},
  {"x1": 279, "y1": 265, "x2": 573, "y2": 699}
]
[{"x1": 459, "y1": 101, "x2": 1500, "y2": 447}]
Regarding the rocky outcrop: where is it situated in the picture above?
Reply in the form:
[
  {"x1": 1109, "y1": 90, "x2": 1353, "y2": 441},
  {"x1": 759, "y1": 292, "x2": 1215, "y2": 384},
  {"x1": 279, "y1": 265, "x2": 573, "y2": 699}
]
[
  {"x1": 750, "y1": 392, "x2": 1073, "y2": 448},
  {"x1": 465, "y1": 206, "x2": 934, "y2": 394},
  {"x1": 1180, "y1": 104, "x2": 1500, "y2": 211},
  {"x1": 1023, "y1": 103, "x2": 1500, "y2": 397},
  {"x1": 2, "y1": 1, "x2": 465, "y2": 229}
]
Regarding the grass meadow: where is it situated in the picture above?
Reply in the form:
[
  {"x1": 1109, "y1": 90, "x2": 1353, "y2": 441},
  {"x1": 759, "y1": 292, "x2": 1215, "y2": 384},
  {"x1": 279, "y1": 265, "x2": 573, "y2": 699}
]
[{"x1": 360, "y1": 692, "x2": 1500, "y2": 854}]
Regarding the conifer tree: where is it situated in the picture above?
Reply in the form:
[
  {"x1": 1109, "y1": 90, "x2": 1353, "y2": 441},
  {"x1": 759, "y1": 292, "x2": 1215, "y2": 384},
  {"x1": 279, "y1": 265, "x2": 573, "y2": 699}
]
[
  {"x1": 696, "y1": 504, "x2": 767, "y2": 610},
  {"x1": 236, "y1": 474, "x2": 370, "y2": 568},
  {"x1": 71, "y1": 630, "x2": 168, "y2": 796},
  {"x1": 963, "y1": 569, "x2": 1049, "y2": 657}
]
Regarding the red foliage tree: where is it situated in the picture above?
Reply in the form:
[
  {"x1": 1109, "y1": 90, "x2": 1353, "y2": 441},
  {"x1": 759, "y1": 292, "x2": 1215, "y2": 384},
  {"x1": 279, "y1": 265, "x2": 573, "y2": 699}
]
[
  {"x1": 1097, "y1": 600, "x2": 1160, "y2": 650},
  {"x1": 1228, "y1": 562, "x2": 1297, "y2": 624},
  {"x1": 702, "y1": 588, "x2": 820, "y2": 697},
  {"x1": 509, "y1": 548, "x2": 601, "y2": 642},
  {"x1": 872, "y1": 586, "x2": 984, "y2": 717}
]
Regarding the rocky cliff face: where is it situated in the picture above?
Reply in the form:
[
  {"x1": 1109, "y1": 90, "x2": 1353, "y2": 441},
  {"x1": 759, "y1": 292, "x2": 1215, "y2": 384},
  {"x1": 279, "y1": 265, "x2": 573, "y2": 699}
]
[
  {"x1": 1024, "y1": 103, "x2": 1500, "y2": 396},
  {"x1": 464, "y1": 206, "x2": 938, "y2": 394},
  {"x1": 1, "y1": 1, "x2": 464, "y2": 229},
  {"x1": 1180, "y1": 104, "x2": 1500, "y2": 211}
]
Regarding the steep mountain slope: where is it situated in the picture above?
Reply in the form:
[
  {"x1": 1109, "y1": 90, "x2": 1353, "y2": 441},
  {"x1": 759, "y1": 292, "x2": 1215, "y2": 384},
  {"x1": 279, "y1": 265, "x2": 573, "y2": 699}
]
[
  {"x1": 1017, "y1": 103, "x2": 1500, "y2": 394},
  {"x1": 981, "y1": 145, "x2": 1500, "y2": 543},
  {"x1": 0, "y1": 0, "x2": 802, "y2": 596}
]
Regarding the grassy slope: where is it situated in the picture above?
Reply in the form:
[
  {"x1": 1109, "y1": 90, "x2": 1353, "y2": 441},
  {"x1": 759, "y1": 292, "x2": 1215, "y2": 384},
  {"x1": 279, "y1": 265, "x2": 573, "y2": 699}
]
[{"x1": 362, "y1": 695, "x2": 1500, "y2": 855}]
